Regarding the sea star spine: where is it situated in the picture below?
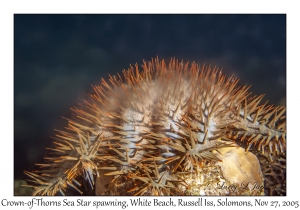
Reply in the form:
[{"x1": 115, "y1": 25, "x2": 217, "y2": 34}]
[{"x1": 23, "y1": 57, "x2": 286, "y2": 196}]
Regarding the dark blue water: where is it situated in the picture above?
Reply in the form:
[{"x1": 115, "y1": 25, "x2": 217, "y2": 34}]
[{"x1": 14, "y1": 14, "x2": 286, "y2": 181}]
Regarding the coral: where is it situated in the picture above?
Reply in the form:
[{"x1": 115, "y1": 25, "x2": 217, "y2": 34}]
[
  {"x1": 214, "y1": 146, "x2": 263, "y2": 184},
  {"x1": 23, "y1": 57, "x2": 286, "y2": 196}
]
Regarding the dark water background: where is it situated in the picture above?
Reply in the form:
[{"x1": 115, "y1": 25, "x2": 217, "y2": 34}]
[{"x1": 14, "y1": 14, "x2": 286, "y2": 187}]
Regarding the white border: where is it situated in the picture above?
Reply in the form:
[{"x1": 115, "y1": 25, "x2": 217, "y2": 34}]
[{"x1": 1, "y1": 1, "x2": 299, "y2": 210}]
